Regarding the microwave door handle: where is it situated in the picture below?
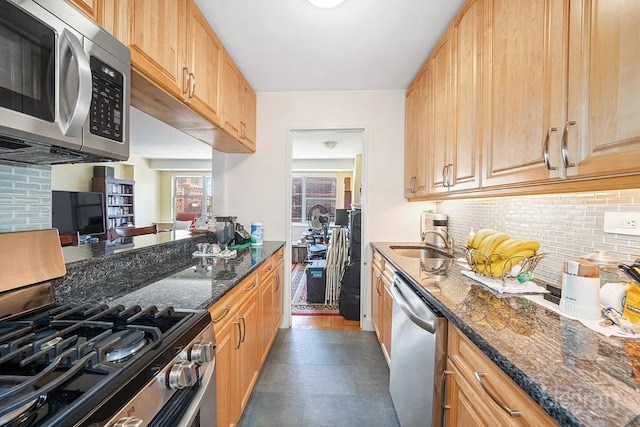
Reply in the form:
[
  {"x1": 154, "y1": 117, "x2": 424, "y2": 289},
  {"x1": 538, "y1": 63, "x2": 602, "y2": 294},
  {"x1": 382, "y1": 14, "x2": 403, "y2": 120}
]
[{"x1": 58, "y1": 29, "x2": 92, "y2": 137}]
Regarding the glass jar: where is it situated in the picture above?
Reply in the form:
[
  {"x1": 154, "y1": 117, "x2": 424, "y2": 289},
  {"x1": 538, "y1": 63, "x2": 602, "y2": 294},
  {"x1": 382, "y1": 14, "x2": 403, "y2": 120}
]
[{"x1": 580, "y1": 250, "x2": 626, "y2": 285}]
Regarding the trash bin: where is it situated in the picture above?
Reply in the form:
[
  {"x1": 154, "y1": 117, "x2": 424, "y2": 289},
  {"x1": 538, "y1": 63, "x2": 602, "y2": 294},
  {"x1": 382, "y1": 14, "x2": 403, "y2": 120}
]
[{"x1": 306, "y1": 259, "x2": 326, "y2": 303}]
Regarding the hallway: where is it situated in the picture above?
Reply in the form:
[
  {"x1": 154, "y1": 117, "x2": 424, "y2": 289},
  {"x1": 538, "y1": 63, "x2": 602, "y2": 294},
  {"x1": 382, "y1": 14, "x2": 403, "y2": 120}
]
[{"x1": 237, "y1": 326, "x2": 400, "y2": 427}]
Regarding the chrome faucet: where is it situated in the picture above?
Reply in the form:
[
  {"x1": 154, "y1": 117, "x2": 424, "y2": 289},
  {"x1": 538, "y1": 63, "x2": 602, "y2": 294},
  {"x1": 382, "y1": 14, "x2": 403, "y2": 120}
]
[{"x1": 421, "y1": 229, "x2": 455, "y2": 255}]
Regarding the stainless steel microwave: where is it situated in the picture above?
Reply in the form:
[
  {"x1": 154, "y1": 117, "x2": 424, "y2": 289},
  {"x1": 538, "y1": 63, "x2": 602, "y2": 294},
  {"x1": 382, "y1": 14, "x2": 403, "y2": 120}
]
[{"x1": 0, "y1": 0, "x2": 131, "y2": 165}]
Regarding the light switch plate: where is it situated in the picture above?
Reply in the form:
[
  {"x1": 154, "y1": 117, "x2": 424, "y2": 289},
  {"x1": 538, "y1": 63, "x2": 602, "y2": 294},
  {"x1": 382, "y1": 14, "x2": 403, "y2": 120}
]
[{"x1": 603, "y1": 211, "x2": 640, "y2": 236}]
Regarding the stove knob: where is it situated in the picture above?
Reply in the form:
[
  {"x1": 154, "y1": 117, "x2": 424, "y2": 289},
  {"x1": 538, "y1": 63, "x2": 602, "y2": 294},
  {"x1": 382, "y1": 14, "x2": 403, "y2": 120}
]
[
  {"x1": 167, "y1": 360, "x2": 197, "y2": 389},
  {"x1": 113, "y1": 417, "x2": 143, "y2": 427},
  {"x1": 190, "y1": 341, "x2": 214, "y2": 364}
]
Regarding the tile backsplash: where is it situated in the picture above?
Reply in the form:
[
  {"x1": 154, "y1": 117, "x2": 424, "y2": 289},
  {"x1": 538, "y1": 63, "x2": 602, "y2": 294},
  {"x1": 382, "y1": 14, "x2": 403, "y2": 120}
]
[
  {"x1": 0, "y1": 164, "x2": 52, "y2": 233},
  {"x1": 441, "y1": 189, "x2": 640, "y2": 286}
]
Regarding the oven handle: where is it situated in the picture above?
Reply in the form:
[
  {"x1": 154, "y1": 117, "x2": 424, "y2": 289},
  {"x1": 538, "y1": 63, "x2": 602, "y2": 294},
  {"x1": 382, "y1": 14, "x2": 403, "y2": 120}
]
[
  {"x1": 57, "y1": 29, "x2": 92, "y2": 137},
  {"x1": 149, "y1": 360, "x2": 216, "y2": 426}
]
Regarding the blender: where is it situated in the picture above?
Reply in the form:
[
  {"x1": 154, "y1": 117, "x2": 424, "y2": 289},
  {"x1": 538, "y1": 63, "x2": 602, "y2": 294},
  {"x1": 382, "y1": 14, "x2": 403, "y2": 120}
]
[{"x1": 214, "y1": 216, "x2": 237, "y2": 256}]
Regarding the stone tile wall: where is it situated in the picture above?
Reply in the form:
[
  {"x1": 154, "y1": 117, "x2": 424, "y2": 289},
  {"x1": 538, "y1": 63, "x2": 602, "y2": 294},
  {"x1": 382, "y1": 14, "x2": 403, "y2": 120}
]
[
  {"x1": 440, "y1": 189, "x2": 640, "y2": 286},
  {"x1": 0, "y1": 164, "x2": 52, "y2": 232}
]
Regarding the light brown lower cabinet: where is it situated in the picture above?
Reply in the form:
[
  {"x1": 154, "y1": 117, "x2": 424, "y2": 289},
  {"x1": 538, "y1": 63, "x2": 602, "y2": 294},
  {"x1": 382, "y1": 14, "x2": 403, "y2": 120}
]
[
  {"x1": 210, "y1": 249, "x2": 284, "y2": 427},
  {"x1": 445, "y1": 324, "x2": 558, "y2": 426},
  {"x1": 371, "y1": 249, "x2": 393, "y2": 365}
]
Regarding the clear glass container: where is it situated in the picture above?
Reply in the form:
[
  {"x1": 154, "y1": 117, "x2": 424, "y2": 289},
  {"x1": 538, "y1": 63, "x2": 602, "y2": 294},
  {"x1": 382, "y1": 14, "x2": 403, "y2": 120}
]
[{"x1": 580, "y1": 250, "x2": 626, "y2": 285}]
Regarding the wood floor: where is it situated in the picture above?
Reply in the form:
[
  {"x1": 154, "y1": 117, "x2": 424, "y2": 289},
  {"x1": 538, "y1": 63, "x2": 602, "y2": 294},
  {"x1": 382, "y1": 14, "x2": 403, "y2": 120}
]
[{"x1": 291, "y1": 315, "x2": 360, "y2": 330}]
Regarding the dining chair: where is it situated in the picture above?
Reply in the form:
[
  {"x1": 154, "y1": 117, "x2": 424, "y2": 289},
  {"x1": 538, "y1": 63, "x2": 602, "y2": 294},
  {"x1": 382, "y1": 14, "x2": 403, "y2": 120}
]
[
  {"x1": 114, "y1": 224, "x2": 158, "y2": 238},
  {"x1": 59, "y1": 231, "x2": 80, "y2": 246}
]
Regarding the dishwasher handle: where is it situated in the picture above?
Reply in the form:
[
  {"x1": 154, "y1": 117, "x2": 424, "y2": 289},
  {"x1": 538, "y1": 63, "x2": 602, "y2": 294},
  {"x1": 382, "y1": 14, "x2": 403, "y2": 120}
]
[{"x1": 391, "y1": 278, "x2": 437, "y2": 334}]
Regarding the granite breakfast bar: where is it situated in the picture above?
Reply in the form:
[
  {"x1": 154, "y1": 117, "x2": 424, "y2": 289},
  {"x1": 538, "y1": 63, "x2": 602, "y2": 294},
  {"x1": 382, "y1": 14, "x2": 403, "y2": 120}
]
[{"x1": 52, "y1": 229, "x2": 284, "y2": 310}]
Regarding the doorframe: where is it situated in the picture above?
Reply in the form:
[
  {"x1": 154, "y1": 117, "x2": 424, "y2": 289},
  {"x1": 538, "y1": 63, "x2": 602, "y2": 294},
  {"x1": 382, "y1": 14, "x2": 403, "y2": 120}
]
[{"x1": 284, "y1": 126, "x2": 370, "y2": 330}]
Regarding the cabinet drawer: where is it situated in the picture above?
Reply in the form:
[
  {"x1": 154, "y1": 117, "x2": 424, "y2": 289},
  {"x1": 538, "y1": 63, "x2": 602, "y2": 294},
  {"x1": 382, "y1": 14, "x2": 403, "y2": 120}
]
[
  {"x1": 274, "y1": 247, "x2": 284, "y2": 265},
  {"x1": 372, "y1": 249, "x2": 384, "y2": 271},
  {"x1": 258, "y1": 257, "x2": 274, "y2": 281},
  {"x1": 447, "y1": 324, "x2": 558, "y2": 426},
  {"x1": 209, "y1": 271, "x2": 258, "y2": 332}
]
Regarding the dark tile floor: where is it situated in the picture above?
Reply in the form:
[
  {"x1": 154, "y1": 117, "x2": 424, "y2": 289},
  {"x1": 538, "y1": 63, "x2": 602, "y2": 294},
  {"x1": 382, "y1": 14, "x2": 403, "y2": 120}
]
[{"x1": 238, "y1": 328, "x2": 400, "y2": 427}]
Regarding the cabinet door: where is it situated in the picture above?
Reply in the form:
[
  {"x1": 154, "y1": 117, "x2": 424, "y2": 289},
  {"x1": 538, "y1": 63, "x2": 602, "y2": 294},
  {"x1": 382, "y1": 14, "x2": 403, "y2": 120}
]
[
  {"x1": 128, "y1": 0, "x2": 186, "y2": 98},
  {"x1": 380, "y1": 281, "x2": 393, "y2": 362},
  {"x1": 241, "y1": 81, "x2": 257, "y2": 151},
  {"x1": 238, "y1": 288, "x2": 260, "y2": 412},
  {"x1": 445, "y1": 359, "x2": 500, "y2": 427},
  {"x1": 370, "y1": 263, "x2": 382, "y2": 338},
  {"x1": 429, "y1": 36, "x2": 452, "y2": 194},
  {"x1": 214, "y1": 316, "x2": 240, "y2": 427},
  {"x1": 273, "y1": 259, "x2": 284, "y2": 334},
  {"x1": 404, "y1": 69, "x2": 428, "y2": 198},
  {"x1": 185, "y1": 0, "x2": 222, "y2": 125},
  {"x1": 481, "y1": 0, "x2": 566, "y2": 187},
  {"x1": 222, "y1": 52, "x2": 242, "y2": 140},
  {"x1": 258, "y1": 273, "x2": 273, "y2": 365},
  {"x1": 449, "y1": 0, "x2": 482, "y2": 191},
  {"x1": 67, "y1": 0, "x2": 102, "y2": 22},
  {"x1": 565, "y1": 0, "x2": 640, "y2": 178}
]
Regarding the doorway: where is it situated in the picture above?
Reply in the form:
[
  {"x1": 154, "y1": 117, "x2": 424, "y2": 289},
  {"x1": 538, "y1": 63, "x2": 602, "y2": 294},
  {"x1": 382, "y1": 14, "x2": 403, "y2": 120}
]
[{"x1": 287, "y1": 128, "x2": 364, "y2": 329}]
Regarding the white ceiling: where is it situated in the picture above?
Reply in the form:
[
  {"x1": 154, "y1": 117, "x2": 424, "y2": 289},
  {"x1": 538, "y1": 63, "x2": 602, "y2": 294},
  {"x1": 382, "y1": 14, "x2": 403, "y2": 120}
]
[
  {"x1": 291, "y1": 129, "x2": 363, "y2": 159},
  {"x1": 130, "y1": 0, "x2": 466, "y2": 162}
]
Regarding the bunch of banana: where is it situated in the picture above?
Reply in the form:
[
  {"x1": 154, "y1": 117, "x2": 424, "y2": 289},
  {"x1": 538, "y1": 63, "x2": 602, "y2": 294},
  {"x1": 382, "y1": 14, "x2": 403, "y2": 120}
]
[{"x1": 466, "y1": 229, "x2": 541, "y2": 278}]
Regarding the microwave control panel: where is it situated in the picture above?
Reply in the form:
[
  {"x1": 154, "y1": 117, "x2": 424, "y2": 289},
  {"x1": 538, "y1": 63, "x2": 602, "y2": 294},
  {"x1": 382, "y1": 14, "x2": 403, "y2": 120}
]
[{"x1": 89, "y1": 56, "x2": 123, "y2": 142}]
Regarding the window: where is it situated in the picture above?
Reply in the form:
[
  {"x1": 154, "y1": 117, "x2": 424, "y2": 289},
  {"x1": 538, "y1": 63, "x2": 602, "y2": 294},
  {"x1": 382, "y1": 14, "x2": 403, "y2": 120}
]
[
  {"x1": 292, "y1": 176, "x2": 337, "y2": 222},
  {"x1": 173, "y1": 176, "x2": 212, "y2": 218}
]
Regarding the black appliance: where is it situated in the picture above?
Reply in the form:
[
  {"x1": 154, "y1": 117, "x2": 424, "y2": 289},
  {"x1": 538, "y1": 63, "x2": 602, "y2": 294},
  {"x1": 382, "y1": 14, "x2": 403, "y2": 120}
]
[
  {"x1": 52, "y1": 190, "x2": 105, "y2": 237},
  {"x1": 339, "y1": 210, "x2": 362, "y2": 320},
  {"x1": 0, "y1": 229, "x2": 216, "y2": 426}
]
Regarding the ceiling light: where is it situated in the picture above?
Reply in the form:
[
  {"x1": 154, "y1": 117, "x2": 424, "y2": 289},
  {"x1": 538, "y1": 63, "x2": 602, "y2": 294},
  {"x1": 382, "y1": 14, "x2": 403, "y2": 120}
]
[
  {"x1": 306, "y1": 0, "x2": 348, "y2": 9},
  {"x1": 323, "y1": 140, "x2": 338, "y2": 149}
]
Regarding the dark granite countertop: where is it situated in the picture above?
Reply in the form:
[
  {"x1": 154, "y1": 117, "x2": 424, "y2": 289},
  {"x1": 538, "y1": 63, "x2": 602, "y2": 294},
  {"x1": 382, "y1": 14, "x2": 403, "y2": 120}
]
[
  {"x1": 103, "y1": 241, "x2": 284, "y2": 310},
  {"x1": 372, "y1": 242, "x2": 640, "y2": 427}
]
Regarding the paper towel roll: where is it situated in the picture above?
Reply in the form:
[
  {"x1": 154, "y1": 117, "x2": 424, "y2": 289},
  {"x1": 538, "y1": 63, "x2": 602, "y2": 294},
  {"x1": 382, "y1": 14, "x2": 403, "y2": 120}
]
[{"x1": 599, "y1": 282, "x2": 630, "y2": 313}]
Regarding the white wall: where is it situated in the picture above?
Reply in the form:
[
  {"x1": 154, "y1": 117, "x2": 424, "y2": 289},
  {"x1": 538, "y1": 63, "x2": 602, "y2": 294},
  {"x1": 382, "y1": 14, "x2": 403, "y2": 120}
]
[{"x1": 215, "y1": 90, "x2": 436, "y2": 328}]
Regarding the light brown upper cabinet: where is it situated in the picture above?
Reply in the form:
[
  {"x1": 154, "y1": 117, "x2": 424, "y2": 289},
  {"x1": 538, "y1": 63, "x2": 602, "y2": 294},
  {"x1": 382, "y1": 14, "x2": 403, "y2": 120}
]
[
  {"x1": 563, "y1": 0, "x2": 640, "y2": 179},
  {"x1": 222, "y1": 53, "x2": 242, "y2": 140},
  {"x1": 417, "y1": 0, "x2": 483, "y2": 197},
  {"x1": 68, "y1": 0, "x2": 103, "y2": 22},
  {"x1": 95, "y1": 0, "x2": 256, "y2": 153},
  {"x1": 185, "y1": 1, "x2": 222, "y2": 125},
  {"x1": 127, "y1": 0, "x2": 187, "y2": 99},
  {"x1": 222, "y1": 53, "x2": 257, "y2": 152},
  {"x1": 241, "y1": 80, "x2": 257, "y2": 151},
  {"x1": 481, "y1": 0, "x2": 567, "y2": 188},
  {"x1": 404, "y1": 68, "x2": 429, "y2": 198},
  {"x1": 447, "y1": 0, "x2": 482, "y2": 192}
]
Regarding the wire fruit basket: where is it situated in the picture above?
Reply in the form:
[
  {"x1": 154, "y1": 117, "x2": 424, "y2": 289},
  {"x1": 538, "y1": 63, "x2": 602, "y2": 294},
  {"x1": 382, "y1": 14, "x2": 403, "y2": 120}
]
[{"x1": 459, "y1": 246, "x2": 547, "y2": 282}]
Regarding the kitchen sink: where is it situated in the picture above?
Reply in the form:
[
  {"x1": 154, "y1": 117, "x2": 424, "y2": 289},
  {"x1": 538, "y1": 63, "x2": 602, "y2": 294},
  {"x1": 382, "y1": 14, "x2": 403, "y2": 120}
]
[{"x1": 389, "y1": 245, "x2": 453, "y2": 259}]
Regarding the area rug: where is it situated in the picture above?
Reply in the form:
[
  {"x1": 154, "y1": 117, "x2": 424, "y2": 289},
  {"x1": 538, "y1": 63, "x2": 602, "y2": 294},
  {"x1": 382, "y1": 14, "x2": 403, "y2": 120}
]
[{"x1": 291, "y1": 263, "x2": 340, "y2": 316}]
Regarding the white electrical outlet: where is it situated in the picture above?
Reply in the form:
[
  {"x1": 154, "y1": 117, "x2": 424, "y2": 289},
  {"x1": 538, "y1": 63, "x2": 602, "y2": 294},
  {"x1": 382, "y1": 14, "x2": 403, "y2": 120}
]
[{"x1": 603, "y1": 212, "x2": 640, "y2": 236}]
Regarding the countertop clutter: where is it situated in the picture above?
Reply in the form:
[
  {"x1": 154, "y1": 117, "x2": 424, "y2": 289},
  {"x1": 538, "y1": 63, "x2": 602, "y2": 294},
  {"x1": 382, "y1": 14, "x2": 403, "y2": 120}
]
[{"x1": 372, "y1": 242, "x2": 640, "y2": 427}]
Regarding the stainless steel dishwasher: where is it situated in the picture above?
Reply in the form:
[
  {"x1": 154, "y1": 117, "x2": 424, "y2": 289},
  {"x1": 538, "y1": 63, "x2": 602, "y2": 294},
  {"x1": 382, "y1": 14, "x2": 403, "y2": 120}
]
[{"x1": 389, "y1": 273, "x2": 448, "y2": 427}]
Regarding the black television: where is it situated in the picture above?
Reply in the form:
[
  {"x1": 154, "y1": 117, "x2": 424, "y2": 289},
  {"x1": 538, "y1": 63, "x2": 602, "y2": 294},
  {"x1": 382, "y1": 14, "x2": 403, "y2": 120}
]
[{"x1": 52, "y1": 190, "x2": 105, "y2": 237}]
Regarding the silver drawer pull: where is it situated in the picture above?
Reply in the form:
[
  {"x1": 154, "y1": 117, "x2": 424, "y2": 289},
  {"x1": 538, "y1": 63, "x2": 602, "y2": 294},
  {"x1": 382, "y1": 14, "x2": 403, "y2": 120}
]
[
  {"x1": 212, "y1": 306, "x2": 230, "y2": 323},
  {"x1": 474, "y1": 371, "x2": 521, "y2": 417}
]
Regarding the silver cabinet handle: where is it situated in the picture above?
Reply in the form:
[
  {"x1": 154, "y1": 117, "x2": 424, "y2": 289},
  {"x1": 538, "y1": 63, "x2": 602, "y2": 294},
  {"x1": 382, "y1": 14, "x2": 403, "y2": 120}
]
[
  {"x1": 441, "y1": 165, "x2": 448, "y2": 188},
  {"x1": 446, "y1": 164, "x2": 453, "y2": 188},
  {"x1": 58, "y1": 29, "x2": 92, "y2": 137},
  {"x1": 189, "y1": 72, "x2": 196, "y2": 99},
  {"x1": 212, "y1": 306, "x2": 230, "y2": 323},
  {"x1": 182, "y1": 67, "x2": 190, "y2": 97},
  {"x1": 561, "y1": 121, "x2": 577, "y2": 168},
  {"x1": 474, "y1": 371, "x2": 521, "y2": 417},
  {"x1": 234, "y1": 321, "x2": 241, "y2": 349},
  {"x1": 543, "y1": 127, "x2": 558, "y2": 170},
  {"x1": 441, "y1": 369, "x2": 453, "y2": 413}
]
